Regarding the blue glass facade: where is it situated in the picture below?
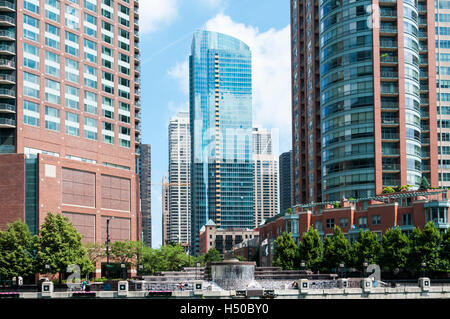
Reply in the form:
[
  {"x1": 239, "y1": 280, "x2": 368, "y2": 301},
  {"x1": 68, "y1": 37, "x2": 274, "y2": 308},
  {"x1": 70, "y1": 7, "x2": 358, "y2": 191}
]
[{"x1": 190, "y1": 30, "x2": 254, "y2": 255}]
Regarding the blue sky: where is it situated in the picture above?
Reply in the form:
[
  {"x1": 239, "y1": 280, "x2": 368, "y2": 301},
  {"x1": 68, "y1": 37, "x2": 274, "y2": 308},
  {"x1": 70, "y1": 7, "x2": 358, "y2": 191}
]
[{"x1": 138, "y1": 0, "x2": 291, "y2": 248}]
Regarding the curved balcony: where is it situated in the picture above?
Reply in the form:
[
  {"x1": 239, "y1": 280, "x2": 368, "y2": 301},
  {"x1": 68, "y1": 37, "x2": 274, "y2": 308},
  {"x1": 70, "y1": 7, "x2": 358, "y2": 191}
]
[
  {"x1": 0, "y1": 88, "x2": 15, "y2": 98},
  {"x1": 0, "y1": 73, "x2": 15, "y2": 84},
  {"x1": 0, "y1": 15, "x2": 15, "y2": 26},
  {"x1": 0, "y1": 44, "x2": 15, "y2": 55},
  {"x1": 0, "y1": 59, "x2": 14, "y2": 69},
  {"x1": 0, "y1": 29, "x2": 14, "y2": 40},
  {"x1": 0, "y1": 117, "x2": 15, "y2": 127},
  {"x1": 0, "y1": 103, "x2": 14, "y2": 113},
  {"x1": 0, "y1": 1, "x2": 15, "y2": 12}
]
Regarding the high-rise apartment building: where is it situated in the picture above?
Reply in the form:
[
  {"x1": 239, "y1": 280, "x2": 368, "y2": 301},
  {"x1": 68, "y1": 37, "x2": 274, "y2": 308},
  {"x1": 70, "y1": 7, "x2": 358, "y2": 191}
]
[
  {"x1": 279, "y1": 150, "x2": 292, "y2": 214},
  {"x1": 0, "y1": 0, "x2": 141, "y2": 272},
  {"x1": 190, "y1": 30, "x2": 254, "y2": 256},
  {"x1": 436, "y1": 1, "x2": 450, "y2": 186},
  {"x1": 168, "y1": 112, "x2": 190, "y2": 247},
  {"x1": 291, "y1": 0, "x2": 321, "y2": 205},
  {"x1": 291, "y1": 0, "x2": 438, "y2": 203},
  {"x1": 162, "y1": 175, "x2": 170, "y2": 245},
  {"x1": 139, "y1": 144, "x2": 151, "y2": 247},
  {"x1": 253, "y1": 125, "x2": 278, "y2": 227}
]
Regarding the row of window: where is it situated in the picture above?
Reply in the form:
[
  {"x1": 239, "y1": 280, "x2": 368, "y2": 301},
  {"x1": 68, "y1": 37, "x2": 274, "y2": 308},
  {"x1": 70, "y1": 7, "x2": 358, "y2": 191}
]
[
  {"x1": 23, "y1": 100, "x2": 132, "y2": 148},
  {"x1": 24, "y1": 0, "x2": 133, "y2": 29}
]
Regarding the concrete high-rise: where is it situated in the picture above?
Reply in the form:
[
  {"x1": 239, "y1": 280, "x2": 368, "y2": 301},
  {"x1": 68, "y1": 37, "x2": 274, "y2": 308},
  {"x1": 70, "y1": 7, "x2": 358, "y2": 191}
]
[
  {"x1": 253, "y1": 125, "x2": 278, "y2": 227},
  {"x1": 291, "y1": 0, "x2": 438, "y2": 203},
  {"x1": 0, "y1": 0, "x2": 142, "y2": 275},
  {"x1": 279, "y1": 150, "x2": 292, "y2": 214},
  {"x1": 168, "y1": 112, "x2": 190, "y2": 247},
  {"x1": 190, "y1": 30, "x2": 254, "y2": 256},
  {"x1": 139, "y1": 144, "x2": 151, "y2": 247}
]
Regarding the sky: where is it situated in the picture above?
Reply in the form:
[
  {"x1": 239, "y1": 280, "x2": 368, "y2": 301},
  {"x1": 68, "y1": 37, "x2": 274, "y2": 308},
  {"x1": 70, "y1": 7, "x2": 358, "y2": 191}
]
[{"x1": 138, "y1": 0, "x2": 292, "y2": 248}]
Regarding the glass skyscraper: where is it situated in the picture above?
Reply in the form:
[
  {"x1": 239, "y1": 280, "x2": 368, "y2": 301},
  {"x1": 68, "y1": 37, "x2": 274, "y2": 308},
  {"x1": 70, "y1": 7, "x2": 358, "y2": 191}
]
[{"x1": 189, "y1": 30, "x2": 254, "y2": 256}]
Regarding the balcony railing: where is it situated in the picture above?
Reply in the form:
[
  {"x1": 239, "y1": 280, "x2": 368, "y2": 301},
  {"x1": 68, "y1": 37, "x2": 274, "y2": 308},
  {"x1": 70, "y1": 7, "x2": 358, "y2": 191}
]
[
  {"x1": 0, "y1": 1, "x2": 15, "y2": 12},
  {"x1": 0, "y1": 88, "x2": 15, "y2": 97},
  {"x1": 0, "y1": 74, "x2": 15, "y2": 83},
  {"x1": 0, "y1": 15, "x2": 14, "y2": 25},
  {"x1": 0, "y1": 59, "x2": 14, "y2": 68},
  {"x1": 0, "y1": 43, "x2": 15, "y2": 54},
  {"x1": 0, "y1": 117, "x2": 15, "y2": 127},
  {"x1": 0, "y1": 103, "x2": 14, "y2": 113},
  {"x1": 383, "y1": 163, "x2": 400, "y2": 170},
  {"x1": 382, "y1": 148, "x2": 400, "y2": 156},
  {"x1": 382, "y1": 132, "x2": 399, "y2": 139}
]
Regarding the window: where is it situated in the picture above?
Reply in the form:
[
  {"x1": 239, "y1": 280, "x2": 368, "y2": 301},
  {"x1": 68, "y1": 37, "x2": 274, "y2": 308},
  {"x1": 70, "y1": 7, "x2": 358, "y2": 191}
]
[
  {"x1": 102, "y1": 121, "x2": 115, "y2": 144},
  {"x1": 23, "y1": 72, "x2": 40, "y2": 99},
  {"x1": 84, "y1": 65, "x2": 97, "y2": 89},
  {"x1": 45, "y1": 106, "x2": 60, "y2": 131},
  {"x1": 326, "y1": 218, "x2": 335, "y2": 229},
  {"x1": 24, "y1": 0, "x2": 40, "y2": 14},
  {"x1": 24, "y1": 14, "x2": 40, "y2": 42},
  {"x1": 23, "y1": 43, "x2": 40, "y2": 70},
  {"x1": 102, "y1": 71, "x2": 114, "y2": 94},
  {"x1": 84, "y1": 90, "x2": 98, "y2": 115},
  {"x1": 45, "y1": 23, "x2": 60, "y2": 49},
  {"x1": 84, "y1": 13, "x2": 97, "y2": 38},
  {"x1": 65, "y1": 111, "x2": 80, "y2": 136},
  {"x1": 339, "y1": 218, "x2": 349, "y2": 228},
  {"x1": 65, "y1": 85, "x2": 79, "y2": 110},
  {"x1": 45, "y1": 51, "x2": 60, "y2": 78},
  {"x1": 102, "y1": 96, "x2": 114, "y2": 119},
  {"x1": 65, "y1": 31, "x2": 79, "y2": 57},
  {"x1": 45, "y1": 78, "x2": 60, "y2": 105},
  {"x1": 119, "y1": 126, "x2": 130, "y2": 148},
  {"x1": 84, "y1": 117, "x2": 98, "y2": 141},
  {"x1": 84, "y1": 38, "x2": 97, "y2": 63},
  {"x1": 402, "y1": 213, "x2": 413, "y2": 226},
  {"x1": 84, "y1": 0, "x2": 97, "y2": 13},
  {"x1": 23, "y1": 100, "x2": 40, "y2": 127},
  {"x1": 45, "y1": 0, "x2": 60, "y2": 22},
  {"x1": 358, "y1": 217, "x2": 368, "y2": 228},
  {"x1": 65, "y1": 4, "x2": 80, "y2": 31},
  {"x1": 65, "y1": 58, "x2": 79, "y2": 83},
  {"x1": 371, "y1": 215, "x2": 381, "y2": 225}
]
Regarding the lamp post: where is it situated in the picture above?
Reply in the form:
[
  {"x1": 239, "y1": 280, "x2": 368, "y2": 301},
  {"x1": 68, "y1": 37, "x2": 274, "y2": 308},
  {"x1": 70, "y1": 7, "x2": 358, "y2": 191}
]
[
  {"x1": 363, "y1": 262, "x2": 368, "y2": 278},
  {"x1": 421, "y1": 262, "x2": 427, "y2": 278},
  {"x1": 105, "y1": 217, "x2": 114, "y2": 279},
  {"x1": 339, "y1": 263, "x2": 345, "y2": 278}
]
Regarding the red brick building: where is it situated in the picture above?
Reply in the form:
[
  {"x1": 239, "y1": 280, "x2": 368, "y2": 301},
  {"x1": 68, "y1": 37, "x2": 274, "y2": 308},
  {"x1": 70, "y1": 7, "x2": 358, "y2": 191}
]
[
  {"x1": 0, "y1": 0, "x2": 141, "y2": 278},
  {"x1": 259, "y1": 189, "x2": 450, "y2": 266}
]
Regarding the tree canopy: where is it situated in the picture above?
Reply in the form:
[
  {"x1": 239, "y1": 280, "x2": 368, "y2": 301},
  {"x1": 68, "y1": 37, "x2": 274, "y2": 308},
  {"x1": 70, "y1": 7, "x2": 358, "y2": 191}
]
[{"x1": 273, "y1": 232, "x2": 298, "y2": 270}]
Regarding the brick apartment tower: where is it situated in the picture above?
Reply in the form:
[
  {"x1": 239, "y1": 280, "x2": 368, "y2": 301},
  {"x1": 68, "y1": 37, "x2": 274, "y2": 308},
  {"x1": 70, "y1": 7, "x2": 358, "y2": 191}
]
[
  {"x1": 291, "y1": 0, "x2": 438, "y2": 203},
  {"x1": 139, "y1": 144, "x2": 151, "y2": 247},
  {"x1": 436, "y1": 1, "x2": 450, "y2": 186},
  {"x1": 0, "y1": 0, "x2": 141, "y2": 277}
]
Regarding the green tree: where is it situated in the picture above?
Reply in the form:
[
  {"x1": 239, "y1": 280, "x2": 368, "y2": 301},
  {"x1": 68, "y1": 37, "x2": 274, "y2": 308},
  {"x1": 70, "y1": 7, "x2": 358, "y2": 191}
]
[
  {"x1": 350, "y1": 230, "x2": 382, "y2": 271},
  {"x1": 419, "y1": 177, "x2": 431, "y2": 190},
  {"x1": 298, "y1": 227, "x2": 323, "y2": 272},
  {"x1": 0, "y1": 220, "x2": 38, "y2": 283},
  {"x1": 407, "y1": 222, "x2": 441, "y2": 274},
  {"x1": 322, "y1": 226, "x2": 351, "y2": 272},
  {"x1": 36, "y1": 213, "x2": 94, "y2": 283},
  {"x1": 380, "y1": 227, "x2": 410, "y2": 273},
  {"x1": 83, "y1": 242, "x2": 105, "y2": 266},
  {"x1": 273, "y1": 232, "x2": 298, "y2": 270},
  {"x1": 440, "y1": 231, "x2": 450, "y2": 271},
  {"x1": 110, "y1": 240, "x2": 139, "y2": 265},
  {"x1": 200, "y1": 248, "x2": 222, "y2": 265}
]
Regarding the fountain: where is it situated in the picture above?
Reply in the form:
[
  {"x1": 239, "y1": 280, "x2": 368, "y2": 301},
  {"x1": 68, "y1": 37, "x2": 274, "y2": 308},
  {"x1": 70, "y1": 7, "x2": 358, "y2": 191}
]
[{"x1": 208, "y1": 258, "x2": 256, "y2": 291}]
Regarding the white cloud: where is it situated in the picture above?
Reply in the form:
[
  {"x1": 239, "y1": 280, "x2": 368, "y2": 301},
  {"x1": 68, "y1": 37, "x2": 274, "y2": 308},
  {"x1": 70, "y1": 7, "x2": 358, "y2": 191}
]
[
  {"x1": 139, "y1": 0, "x2": 179, "y2": 34},
  {"x1": 167, "y1": 60, "x2": 190, "y2": 96},
  {"x1": 204, "y1": 14, "x2": 292, "y2": 154}
]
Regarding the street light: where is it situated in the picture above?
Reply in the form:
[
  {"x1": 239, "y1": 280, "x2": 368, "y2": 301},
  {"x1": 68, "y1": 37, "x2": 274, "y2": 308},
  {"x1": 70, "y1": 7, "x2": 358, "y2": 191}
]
[
  {"x1": 363, "y1": 262, "x2": 368, "y2": 278},
  {"x1": 421, "y1": 262, "x2": 427, "y2": 278},
  {"x1": 105, "y1": 217, "x2": 115, "y2": 279},
  {"x1": 339, "y1": 263, "x2": 345, "y2": 278}
]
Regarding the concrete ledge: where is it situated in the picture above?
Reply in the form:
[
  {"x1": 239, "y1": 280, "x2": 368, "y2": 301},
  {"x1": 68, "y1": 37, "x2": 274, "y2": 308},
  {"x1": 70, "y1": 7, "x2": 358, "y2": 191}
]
[
  {"x1": 344, "y1": 288, "x2": 362, "y2": 294},
  {"x1": 202, "y1": 290, "x2": 232, "y2": 298},
  {"x1": 97, "y1": 291, "x2": 115, "y2": 298},
  {"x1": 172, "y1": 291, "x2": 193, "y2": 298}
]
